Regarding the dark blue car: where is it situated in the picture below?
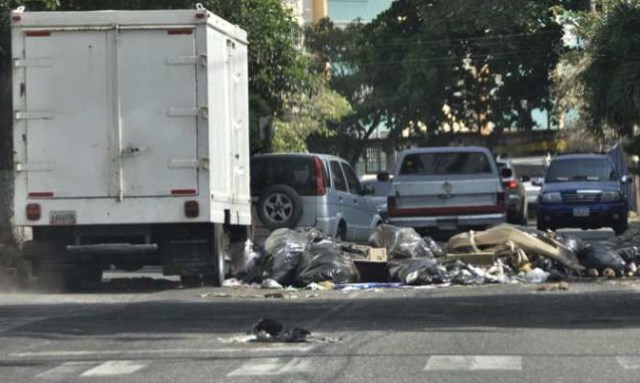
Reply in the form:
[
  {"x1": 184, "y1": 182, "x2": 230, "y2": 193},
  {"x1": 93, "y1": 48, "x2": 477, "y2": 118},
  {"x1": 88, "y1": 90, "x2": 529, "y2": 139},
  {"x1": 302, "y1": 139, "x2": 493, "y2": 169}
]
[{"x1": 536, "y1": 153, "x2": 631, "y2": 235}]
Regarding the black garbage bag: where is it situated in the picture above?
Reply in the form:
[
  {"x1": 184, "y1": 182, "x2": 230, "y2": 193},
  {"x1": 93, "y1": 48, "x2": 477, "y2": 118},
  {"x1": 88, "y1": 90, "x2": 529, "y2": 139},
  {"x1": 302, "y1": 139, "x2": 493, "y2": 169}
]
[
  {"x1": 576, "y1": 241, "x2": 627, "y2": 276},
  {"x1": 423, "y1": 236, "x2": 445, "y2": 258},
  {"x1": 442, "y1": 260, "x2": 485, "y2": 285},
  {"x1": 369, "y1": 224, "x2": 436, "y2": 259},
  {"x1": 252, "y1": 229, "x2": 309, "y2": 285},
  {"x1": 388, "y1": 258, "x2": 448, "y2": 285},
  {"x1": 617, "y1": 246, "x2": 640, "y2": 264},
  {"x1": 295, "y1": 242, "x2": 359, "y2": 286},
  {"x1": 251, "y1": 318, "x2": 311, "y2": 343}
]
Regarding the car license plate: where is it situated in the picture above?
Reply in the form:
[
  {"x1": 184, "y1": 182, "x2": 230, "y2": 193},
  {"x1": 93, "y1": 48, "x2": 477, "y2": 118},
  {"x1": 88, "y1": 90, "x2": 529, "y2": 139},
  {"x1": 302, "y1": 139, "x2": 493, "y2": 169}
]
[
  {"x1": 50, "y1": 211, "x2": 76, "y2": 225},
  {"x1": 573, "y1": 207, "x2": 590, "y2": 217},
  {"x1": 438, "y1": 219, "x2": 457, "y2": 231}
]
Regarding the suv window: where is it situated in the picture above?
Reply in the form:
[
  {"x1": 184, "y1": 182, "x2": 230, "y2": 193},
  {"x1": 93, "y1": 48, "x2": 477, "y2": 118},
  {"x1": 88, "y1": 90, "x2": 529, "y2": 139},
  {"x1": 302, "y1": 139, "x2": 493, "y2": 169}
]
[
  {"x1": 400, "y1": 152, "x2": 492, "y2": 175},
  {"x1": 251, "y1": 156, "x2": 319, "y2": 196},
  {"x1": 342, "y1": 163, "x2": 362, "y2": 194},
  {"x1": 330, "y1": 161, "x2": 347, "y2": 192},
  {"x1": 545, "y1": 158, "x2": 617, "y2": 183}
]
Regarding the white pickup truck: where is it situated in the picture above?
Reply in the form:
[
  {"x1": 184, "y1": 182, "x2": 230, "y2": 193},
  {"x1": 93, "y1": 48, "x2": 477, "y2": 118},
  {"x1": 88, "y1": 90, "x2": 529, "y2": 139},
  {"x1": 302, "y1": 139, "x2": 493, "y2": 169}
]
[
  {"x1": 387, "y1": 146, "x2": 507, "y2": 233},
  {"x1": 11, "y1": 6, "x2": 251, "y2": 288}
]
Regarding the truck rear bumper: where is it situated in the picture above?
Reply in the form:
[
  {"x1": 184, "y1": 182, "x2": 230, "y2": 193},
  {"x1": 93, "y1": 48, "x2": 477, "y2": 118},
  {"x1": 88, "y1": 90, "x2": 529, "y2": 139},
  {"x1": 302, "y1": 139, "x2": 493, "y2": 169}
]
[
  {"x1": 388, "y1": 213, "x2": 506, "y2": 230},
  {"x1": 67, "y1": 243, "x2": 158, "y2": 255}
]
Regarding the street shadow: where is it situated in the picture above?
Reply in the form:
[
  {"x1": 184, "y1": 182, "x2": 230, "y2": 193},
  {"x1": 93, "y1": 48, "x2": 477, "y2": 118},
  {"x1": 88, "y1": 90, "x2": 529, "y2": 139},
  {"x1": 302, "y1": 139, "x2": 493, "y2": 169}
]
[{"x1": 3, "y1": 287, "x2": 640, "y2": 339}]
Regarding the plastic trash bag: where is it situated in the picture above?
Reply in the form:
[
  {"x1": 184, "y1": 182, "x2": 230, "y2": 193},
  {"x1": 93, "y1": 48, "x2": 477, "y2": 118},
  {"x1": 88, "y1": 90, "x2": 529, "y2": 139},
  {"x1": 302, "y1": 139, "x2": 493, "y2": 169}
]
[
  {"x1": 369, "y1": 224, "x2": 437, "y2": 259},
  {"x1": 295, "y1": 242, "x2": 359, "y2": 286},
  {"x1": 524, "y1": 268, "x2": 550, "y2": 283},
  {"x1": 251, "y1": 318, "x2": 310, "y2": 343},
  {"x1": 387, "y1": 258, "x2": 448, "y2": 285},
  {"x1": 617, "y1": 246, "x2": 640, "y2": 264},
  {"x1": 576, "y1": 242, "x2": 627, "y2": 276},
  {"x1": 251, "y1": 229, "x2": 310, "y2": 285}
]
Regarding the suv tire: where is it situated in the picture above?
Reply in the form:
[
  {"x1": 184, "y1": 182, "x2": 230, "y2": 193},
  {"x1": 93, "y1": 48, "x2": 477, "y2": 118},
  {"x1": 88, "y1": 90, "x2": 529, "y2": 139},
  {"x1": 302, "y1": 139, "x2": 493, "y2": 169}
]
[{"x1": 257, "y1": 184, "x2": 303, "y2": 230}]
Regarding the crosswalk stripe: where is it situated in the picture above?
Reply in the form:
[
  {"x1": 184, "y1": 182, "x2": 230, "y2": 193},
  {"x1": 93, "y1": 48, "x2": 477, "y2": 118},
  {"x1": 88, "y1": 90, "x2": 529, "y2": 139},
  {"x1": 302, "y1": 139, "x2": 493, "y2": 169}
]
[
  {"x1": 425, "y1": 356, "x2": 523, "y2": 371},
  {"x1": 35, "y1": 361, "x2": 96, "y2": 381},
  {"x1": 617, "y1": 356, "x2": 640, "y2": 369},
  {"x1": 80, "y1": 360, "x2": 148, "y2": 377},
  {"x1": 227, "y1": 357, "x2": 311, "y2": 376}
]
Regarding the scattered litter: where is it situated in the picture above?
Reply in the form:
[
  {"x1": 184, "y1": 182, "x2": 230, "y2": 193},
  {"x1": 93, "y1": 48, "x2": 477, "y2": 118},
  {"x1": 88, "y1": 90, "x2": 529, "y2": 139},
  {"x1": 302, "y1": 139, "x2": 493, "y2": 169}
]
[
  {"x1": 200, "y1": 292, "x2": 230, "y2": 298},
  {"x1": 334, "y1": 282, "x2": 403, "y2": 290},
  {"x1": 318, "y1": 281, "x2": 335, "y2": 290},
  {"x1": 223, "y1": 278, "x2": 243, "y2": 288},
  {"x1": 261, "y1": 279, "x2": 284, "y2": 289},
  {"x1": 251, "y1": 318, "x2": 311, "y2": 343},
  {"x1": 523, "y1": 268, "x2": 550, "y2": 284},
  {"x1": 306, "y1": 282, "x2": 325, "y2": 291},
  {"x1": 536, "y1": 282, "x2": 570, "y2": 291}
]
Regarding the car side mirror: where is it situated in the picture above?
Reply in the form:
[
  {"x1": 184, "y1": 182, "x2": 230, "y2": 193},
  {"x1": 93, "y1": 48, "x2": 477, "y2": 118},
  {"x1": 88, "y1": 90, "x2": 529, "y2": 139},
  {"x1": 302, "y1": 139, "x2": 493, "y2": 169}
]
[
  {"x1": 531, "y1": 178, "x2": 543, "y2": 187},
  {"x1": 621, "y1": 175, "x2": 632, "y2": 184},
  {"x1": 500, "y1": 167, "x2": 513, "y2": 179},
  {"x1": 520, "y1": 175, "x2": 531, "y2": 182}
]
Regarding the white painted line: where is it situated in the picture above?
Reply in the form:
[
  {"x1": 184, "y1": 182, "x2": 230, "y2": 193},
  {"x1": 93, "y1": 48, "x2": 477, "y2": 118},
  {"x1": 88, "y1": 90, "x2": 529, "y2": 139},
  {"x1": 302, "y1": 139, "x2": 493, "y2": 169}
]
[
  {"x1": 617, "y1": 356, "x2": 640, "y2": 369},
  {"x1": 35, "y1": 361, "x2": 95, "y2": 381},
  {"x1": 425, "y1": 356, "x2": 522, "y2": 371},
  {"x1": 12, "y1": 345, "x2": 315, "y2": 359},
  {"x1": 80, "y1": 361, "x2": 148, "y2": 377},
  {"x1": 228, "y1": 357, "x2": 311, "y2": 377}
]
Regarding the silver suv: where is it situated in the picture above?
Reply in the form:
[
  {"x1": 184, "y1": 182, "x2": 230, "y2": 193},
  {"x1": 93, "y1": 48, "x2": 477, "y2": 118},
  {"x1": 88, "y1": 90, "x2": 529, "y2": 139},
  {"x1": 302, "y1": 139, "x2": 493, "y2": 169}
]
[
  {"x1": 387, "y1": 146, "x2": 507, "y2": 233},
  {"x1": 250, "y1": 153, "x2": 383, "y2": 242}
]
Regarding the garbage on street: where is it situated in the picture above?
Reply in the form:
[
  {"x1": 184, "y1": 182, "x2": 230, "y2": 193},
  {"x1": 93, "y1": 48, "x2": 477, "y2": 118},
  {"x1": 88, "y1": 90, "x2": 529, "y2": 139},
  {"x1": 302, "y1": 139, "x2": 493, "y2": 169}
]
[{"x1": 223, "y1": 224, "x2": 640, "y2": 292}]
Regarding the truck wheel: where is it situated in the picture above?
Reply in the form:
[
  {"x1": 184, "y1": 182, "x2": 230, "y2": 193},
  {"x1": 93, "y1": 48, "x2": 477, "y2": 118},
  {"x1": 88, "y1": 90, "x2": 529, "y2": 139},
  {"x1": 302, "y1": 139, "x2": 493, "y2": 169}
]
[
  {"x1": 203, "y1": 223, "x2": 230, "y2": 287},
  {"x1": 613, "y1": 222, "x2": 628, "y2": 236},
  {"x1": 257, "y1": 185, "x2": 303, "y2": 230}
]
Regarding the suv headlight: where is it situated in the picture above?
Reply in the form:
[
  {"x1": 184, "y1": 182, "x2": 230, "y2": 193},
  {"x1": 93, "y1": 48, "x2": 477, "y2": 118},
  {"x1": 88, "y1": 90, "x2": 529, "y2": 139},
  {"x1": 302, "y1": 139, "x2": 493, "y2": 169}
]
[
  {"x1": 601, "y1": 191, "x2": 621, "y2": 202},
  {"x1": 542, "y1": 192, "x2": 562, "y2": 203}
]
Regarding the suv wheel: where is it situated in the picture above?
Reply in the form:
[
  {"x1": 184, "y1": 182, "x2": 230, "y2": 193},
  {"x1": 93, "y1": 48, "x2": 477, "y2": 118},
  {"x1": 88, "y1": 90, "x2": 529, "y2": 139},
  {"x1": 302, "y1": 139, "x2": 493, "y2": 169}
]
[{"x1": 257, "y1": 184, "x2": 303, "y2": 230}]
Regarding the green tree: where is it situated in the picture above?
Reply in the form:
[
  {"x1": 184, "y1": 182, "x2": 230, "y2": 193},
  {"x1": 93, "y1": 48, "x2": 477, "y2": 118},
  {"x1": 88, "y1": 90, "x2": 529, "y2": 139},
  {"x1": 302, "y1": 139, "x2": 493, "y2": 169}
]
[
  {"x1": 353, "y1": 0, "x2": 563, "y2": 143},
  {"x1": 582, "y1": 0, "x2": 640, "y2": 139}
]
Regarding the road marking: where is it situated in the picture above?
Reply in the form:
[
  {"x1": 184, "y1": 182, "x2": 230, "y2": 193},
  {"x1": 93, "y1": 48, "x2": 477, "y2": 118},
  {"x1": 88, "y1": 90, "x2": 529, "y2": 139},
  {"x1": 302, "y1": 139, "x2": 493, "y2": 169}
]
[
  {"x1": 617, "y1": 356, "x2": 640, "y2": 369},
  {"x1": 425, "y1": 356, "x2": 522, "y2": 371},
  {"x1": 80, "y1": 360, "x2": 148, "y2": 377},
  {"x1": 228, "y1": 357, "x2": 311, "y2": 376},
  {"x1": 12, "y1": 345, "x2": 315, "y2": 359},
  {"x1": 35, "y1": 361, "x2": 95, "y2": 381}
]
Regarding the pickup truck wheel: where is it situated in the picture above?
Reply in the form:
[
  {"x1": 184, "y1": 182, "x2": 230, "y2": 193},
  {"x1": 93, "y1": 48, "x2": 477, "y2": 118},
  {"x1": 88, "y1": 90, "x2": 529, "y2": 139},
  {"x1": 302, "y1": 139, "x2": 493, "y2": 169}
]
[
  {"x1": 257, "y1": 185, "x2": 303, "y2": 230},
  {"x1": 180, "y1": 275, "x2": 202, "y2": 288},
  {"x1": 203, "y1": 223, "x2": 230, "y2": 287}
]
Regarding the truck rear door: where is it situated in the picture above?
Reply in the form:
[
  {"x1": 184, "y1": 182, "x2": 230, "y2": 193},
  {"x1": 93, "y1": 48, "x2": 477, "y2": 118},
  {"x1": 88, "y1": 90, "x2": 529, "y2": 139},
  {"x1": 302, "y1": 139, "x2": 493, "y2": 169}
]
[
  {"x1": 22, "y1": 30, "x2": 112, "y2": 198},
  {"x1": 118, "y1": 28, "x2": 198, "y2": 197},
  {"x1": 21, "y1": 28, "x2": 198, "y2": 199}
]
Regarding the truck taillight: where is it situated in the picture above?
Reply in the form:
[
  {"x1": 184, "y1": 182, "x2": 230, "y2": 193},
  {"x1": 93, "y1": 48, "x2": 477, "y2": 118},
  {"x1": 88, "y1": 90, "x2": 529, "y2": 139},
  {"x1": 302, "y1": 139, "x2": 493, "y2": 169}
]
[
  {"x1": 26, "y1": 204, "x2": 41, "y2": 221},
  {"x1": 313, "y1": 156, "x2": 326, "y2": 196},
  {"x1": 504, "y1": 180, "x2": 518, "y2": 190},
  {"x1": 387, "y1": 196, "x2": 397, "y2": 216},
  {"x1": 185, "y1": 201, "x2": 199, "y2": 218}
]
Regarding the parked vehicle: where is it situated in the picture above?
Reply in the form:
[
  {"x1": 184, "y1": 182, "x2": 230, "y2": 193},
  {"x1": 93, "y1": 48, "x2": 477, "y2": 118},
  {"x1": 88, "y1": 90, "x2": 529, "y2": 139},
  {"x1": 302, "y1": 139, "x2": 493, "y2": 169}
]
[
  {"x1": 387, "y1": 146, "x2": 507, "y2": 233},
  {"x1": 251, "y1": 154, "x2": 383, "y2": 243},
  {"x1": 536, "y1": 153, "x2": 630, "y2": 235},
  {"x1": 12, "y1": 7, "x2": 251, "y2": 288},
  {"x1": 511, "y1": 156, "x2": 550, "y2": 211},
  {"x1": 360, "y1": 171, "x2": 393, "y2": 220},
  {"x1": 496, "y1": 159, "x2": 528, "y2": 224}
]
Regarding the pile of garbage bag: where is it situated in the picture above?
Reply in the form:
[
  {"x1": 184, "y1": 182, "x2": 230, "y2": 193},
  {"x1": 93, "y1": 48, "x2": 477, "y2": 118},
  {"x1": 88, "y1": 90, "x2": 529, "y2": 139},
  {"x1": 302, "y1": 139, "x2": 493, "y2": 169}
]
[{"x1": 235, "y1": 224, "x2": 640, "y2": 289}]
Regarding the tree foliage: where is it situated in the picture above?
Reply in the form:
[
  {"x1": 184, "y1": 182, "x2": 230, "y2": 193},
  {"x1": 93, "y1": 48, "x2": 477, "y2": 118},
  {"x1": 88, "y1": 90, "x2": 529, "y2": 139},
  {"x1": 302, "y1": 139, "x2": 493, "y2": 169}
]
[{"x1": 582, "y1": 0, "x2": 640, "y2": 138}]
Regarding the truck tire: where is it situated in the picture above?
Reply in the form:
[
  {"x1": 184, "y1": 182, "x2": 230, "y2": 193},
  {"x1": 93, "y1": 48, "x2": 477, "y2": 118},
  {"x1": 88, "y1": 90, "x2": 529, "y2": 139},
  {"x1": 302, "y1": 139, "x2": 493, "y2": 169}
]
[
  {"x1": 203, "y1": 223, "x2": 230, "y2": 287},
  {"x1": 257, "y1": 185, "x2": 303, "y2": 230}
]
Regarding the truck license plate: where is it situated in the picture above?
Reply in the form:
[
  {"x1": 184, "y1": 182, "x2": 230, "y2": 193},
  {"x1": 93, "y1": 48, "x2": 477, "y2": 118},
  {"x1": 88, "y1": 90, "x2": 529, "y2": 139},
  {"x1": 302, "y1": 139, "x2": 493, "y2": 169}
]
[
  {"x1": 50, "y1": 211, "x2": 76, "y2": 225},
  {"x1": 438, "y1": 219, "x2": 457, "y2": 231},
  {"x1": 573, "y1": 207, "x2": 590, "y2": 217}
]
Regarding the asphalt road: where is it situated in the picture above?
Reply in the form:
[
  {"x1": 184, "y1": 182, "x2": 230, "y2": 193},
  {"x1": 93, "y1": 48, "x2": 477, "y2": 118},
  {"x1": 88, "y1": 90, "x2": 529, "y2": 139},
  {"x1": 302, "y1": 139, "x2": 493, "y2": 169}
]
[{"x1": 1, "y1": 227, "x2": 638, "y2": 383}]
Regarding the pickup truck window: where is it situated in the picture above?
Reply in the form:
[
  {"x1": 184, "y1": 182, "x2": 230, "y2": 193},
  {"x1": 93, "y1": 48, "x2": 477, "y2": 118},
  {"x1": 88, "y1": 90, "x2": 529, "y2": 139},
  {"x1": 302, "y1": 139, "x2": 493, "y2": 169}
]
[{"x1": 400, "y1": 152, "x2": 493, "y2": 175}]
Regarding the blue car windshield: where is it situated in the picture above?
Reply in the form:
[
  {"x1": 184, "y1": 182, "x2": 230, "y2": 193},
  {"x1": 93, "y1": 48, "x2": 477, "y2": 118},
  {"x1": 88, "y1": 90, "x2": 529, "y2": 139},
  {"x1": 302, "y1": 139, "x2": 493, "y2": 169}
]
[{"x1": 545, "y1": 158, "x2": 617, "y2": 183}]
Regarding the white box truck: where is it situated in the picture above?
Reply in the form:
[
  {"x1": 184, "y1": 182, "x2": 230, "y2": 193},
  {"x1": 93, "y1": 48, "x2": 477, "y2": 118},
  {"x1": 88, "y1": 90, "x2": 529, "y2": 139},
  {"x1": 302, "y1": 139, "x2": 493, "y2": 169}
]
[{"x1": 10, "y1": 5, "x2": 251, "y2": 288}]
